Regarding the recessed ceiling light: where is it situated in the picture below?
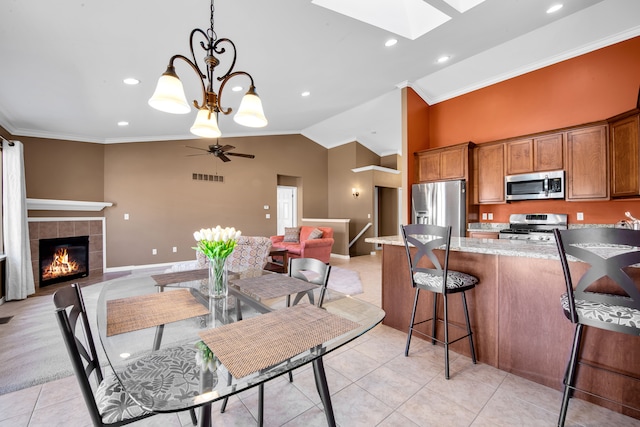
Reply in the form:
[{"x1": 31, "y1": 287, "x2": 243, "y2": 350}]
[
  {"x1": 232, "y1": 86, "x2": 243, "y2": 92},
  {"x1": 547, "y1": 4, "x2": 563, "y2": 14},
  {"x1": 301, "y1": 91, "x2": 311, "y2": 97},
  {"x1": 117, "y1": 121, "x2": 129, "y2": 126},
  {"x1": 123, "y1": 78, "x2": 140, "y2": 85},
  {"x1": 437, "y1": 55, "x2": 450, "y2": 63},
  {"x1": 385, "y1": 39, "x2": 398, "y2": 47}
]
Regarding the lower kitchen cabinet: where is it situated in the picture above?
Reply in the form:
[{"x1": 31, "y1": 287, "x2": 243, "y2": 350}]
[{"x1": 467, "y1": 231, "x2": 500, "y2": 239}]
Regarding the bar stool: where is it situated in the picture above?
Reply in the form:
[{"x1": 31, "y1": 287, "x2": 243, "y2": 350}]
[
  {"x1": 402, "y1": 224, "x2": 478, "y2": 379},
  {"x1": 553, "y1": 227, "x2": 640, "y2": 426}
]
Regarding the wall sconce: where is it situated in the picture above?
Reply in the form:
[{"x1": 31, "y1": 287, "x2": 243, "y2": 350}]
[{"x1": 352, "y1": 188, "x2": 360, "y2": 198}]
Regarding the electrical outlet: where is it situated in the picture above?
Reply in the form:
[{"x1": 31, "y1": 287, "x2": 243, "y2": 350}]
[
  {"x1": 488, "y1": 213, "x2": 494, "y2": 220},
  {"x1": 482, "y1": 213, "x2": 487, "y2": 220},
  {"x1": 577, "y1": 212, "x2": 584, "y2": 221},
  {"x1": 172, "y1": 246, "x2": 177, "y2": 253},
  {"x1": 152, "y1": 249, "x2": 157, "y2": 255},
  {"x1": 124, "y1": 213, "x2": 129, "y2": 220}
]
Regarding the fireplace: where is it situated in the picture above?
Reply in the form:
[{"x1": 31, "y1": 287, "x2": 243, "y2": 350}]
[{"x1": 39, "y1": 236, "x2": 90, "y2": 287}]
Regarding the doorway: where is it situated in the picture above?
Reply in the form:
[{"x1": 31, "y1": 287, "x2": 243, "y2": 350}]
[
  {"x1": 374, "y1": 186, "x2": 401, "y2": 250},
  {"x1": 277, "y1": 186, "x2": 297, "y2": 235}
]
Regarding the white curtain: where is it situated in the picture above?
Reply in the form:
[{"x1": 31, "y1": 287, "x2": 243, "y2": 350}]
[{"x1": 2, "y1": 140, "x2": 34, "y2": 300}]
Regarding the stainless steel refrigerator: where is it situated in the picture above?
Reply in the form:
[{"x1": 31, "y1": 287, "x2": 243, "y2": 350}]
[{"x1": 411, "y1": 180, "x2": 466, "y2": 237}]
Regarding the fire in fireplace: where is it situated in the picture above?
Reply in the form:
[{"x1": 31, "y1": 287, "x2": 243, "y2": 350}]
[{"x1": 39, "y1": 236, "x2": 89, "y2": 287}]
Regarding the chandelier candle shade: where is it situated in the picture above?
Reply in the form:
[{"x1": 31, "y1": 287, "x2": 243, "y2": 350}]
[
  {"x1": 148, "y1": 0, "x2": 267, "y2": 138},
  {"x1": 193, "y1": 226, "x2": 241, "y2": 298}
]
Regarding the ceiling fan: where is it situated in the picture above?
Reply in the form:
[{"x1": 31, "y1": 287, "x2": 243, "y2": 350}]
[{"x1": 186, "y1": 144, "x2": 255, "y2": 162}]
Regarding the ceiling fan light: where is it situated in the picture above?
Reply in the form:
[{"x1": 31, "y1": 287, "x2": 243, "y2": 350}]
[
  {"x1": 148, "y1": 72, "x2": 191, "y2": 114},
  {"x1": 190, "y1": 108, "x2": 222, "y2": 138},
  {"x1": 234, "y1": 88, "x2": 268, "y2": 128}
]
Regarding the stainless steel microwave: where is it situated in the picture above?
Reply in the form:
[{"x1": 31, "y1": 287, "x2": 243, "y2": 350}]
[{"x1": 505, "y1": 170, "x2": 565, "y2": 201}]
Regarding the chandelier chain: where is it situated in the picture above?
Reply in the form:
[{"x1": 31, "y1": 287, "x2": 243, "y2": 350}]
[{"x1": 209, "y1": 0, "x2": 217, "y2": 42}]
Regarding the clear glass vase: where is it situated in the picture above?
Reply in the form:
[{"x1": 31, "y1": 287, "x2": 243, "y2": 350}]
[{"x1": 208, "y1": 256, "x2": 228, "y2": 298}]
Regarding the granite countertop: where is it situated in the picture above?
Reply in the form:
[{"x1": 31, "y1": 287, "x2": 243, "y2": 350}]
[
  {"x1": 365, "y1": 234, "x2": 638, "y2": 262},
  {"x1": 366, "y1": 235, "x2": 562, "y2": 260}
]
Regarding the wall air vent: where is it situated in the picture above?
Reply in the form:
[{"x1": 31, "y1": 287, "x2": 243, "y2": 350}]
[{"x1": 192, "y1": 173, "x2": 224, "y2": 183}]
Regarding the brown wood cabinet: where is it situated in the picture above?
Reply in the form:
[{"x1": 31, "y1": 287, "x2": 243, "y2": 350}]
[
  {"x1": 534, "y1": 133, "x2": 564, "y2": 171},
  {"x1": 565, "y1": 124, "x2": 609, "y2": 201},
  {"x1": 379, "y1": 242, "x2": 640, "y2": 418},
  {"x1": 467, "y1": 231, "x2": 500, "y2": 239},
  {"x1": 505, "y1": 133, "x2": 564, "y2": 175},
  {"x1": 415, "y1": 142, "x2": 473, "y2": 183},
  {"x1": 473, "y1": 143, "x2": 505, "y2": 204},
  {"x1": 609, "y1": 109, "x2": 640, "y2": 198}
]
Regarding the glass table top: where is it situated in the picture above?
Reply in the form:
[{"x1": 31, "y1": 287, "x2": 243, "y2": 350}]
[{"x1": 96, "y1": 269, "x2": 384, "y2": 414}]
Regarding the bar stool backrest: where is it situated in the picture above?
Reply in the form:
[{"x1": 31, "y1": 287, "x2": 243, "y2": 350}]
[
  {"x1": 401, "y1": 223, "x2": 452, "y2": 294},
  {"x1": 554, "y1": 227, "x2": 640, "y2": 334}
]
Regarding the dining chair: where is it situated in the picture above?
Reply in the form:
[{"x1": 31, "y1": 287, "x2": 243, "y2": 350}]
[
  {"x1": 553, "y1": 228, "x2": 640, "y2": 426},
  {"x1": 53, "y1": 283, "x2": 198, "y2": 426},
  {"x1": 288, "y1": 256, "x2": 332, "y2": 308},
  {"x1": 402, "y1": 223, "x2": 478, "y2": 379}
]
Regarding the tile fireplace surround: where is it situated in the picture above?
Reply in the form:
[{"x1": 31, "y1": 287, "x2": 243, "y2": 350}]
[{"x1": 28, "y1": 217, "x2": 105, "y2": 290}]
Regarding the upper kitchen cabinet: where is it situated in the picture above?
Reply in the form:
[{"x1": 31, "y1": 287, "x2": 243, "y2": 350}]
[
  {"x1": 609, "y1": 109, "x2": 640, "y2": 198},
  {"x1": 505, "y1": 133, "x2": 564, "y2": 175},
  {"x1": 565, "y1": 123, "x2": 609, "y2": 201},
  {"x1": 473, "y1": 142, "x2": 505, "y2": 204},
  {"x1": 415, "y1": 142, "x2": 474, "y2": 183}
]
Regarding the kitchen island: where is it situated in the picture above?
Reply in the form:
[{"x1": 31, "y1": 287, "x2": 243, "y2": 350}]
[{"x1": 366, "y1": 235, "x2": 639, "y2": 419}]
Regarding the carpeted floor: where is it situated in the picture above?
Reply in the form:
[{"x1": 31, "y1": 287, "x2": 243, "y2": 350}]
[{"x1": 0, "y1": 266, "x2": 362, "y2": 395}]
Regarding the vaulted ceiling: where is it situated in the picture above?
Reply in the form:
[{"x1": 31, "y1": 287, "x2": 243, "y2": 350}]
[{"x1": 0, "y1": 0, "x2": 638, "y2": 156}]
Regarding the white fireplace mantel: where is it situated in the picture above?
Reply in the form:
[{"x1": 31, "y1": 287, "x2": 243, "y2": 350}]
[{"x1": 26, "y1": 198, "x2": 113, "y2": 212}]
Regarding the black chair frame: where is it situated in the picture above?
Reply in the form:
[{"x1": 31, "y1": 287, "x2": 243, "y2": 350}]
[
  {"x1": 402, "y1": 223, "x2": 477, "y2": 379},
  {"x1": 54, "y1": 283, "x2": 197, "y2": 427},
  {"x1": 554, "y1": 228, "x2": 640, "y2": 426}
]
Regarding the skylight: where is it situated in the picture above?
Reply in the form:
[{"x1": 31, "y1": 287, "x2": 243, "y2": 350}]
[{"x1": 312, "y1": 0, "x2": 451, "y2": 40}]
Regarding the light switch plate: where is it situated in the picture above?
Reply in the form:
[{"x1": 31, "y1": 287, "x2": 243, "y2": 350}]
[
  {"x1": 265, "y1": 213, "x2": 270, "y2": 219},
  {"x1": 577, "y1": 212, "x2": 584, "y2": 221}
]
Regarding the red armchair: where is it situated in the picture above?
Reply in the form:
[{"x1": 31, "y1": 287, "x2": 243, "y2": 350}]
[{"x1": 270, "y1": 226, "x2": 334, "y2": 263}]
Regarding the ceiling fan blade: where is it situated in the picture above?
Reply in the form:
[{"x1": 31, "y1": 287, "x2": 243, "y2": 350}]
[
  {"x1": 186, "y1": 153, "x2": 209, "y2": 157},
  {"x1": 186, "y1": 145, "x2": 211, "y2": 152},
  {"x1": 219, "y1": 145, "x2": 236, "y2": 152},
  {"x1": 226, "y1": 152, "x2": 255, "y2": 159},
  {"x1": 218, "y1": 153, "x2": 231, "y2": 162}
]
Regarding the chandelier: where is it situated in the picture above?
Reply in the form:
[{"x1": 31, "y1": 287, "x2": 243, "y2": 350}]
[{"x1": 148, "y1": 0, "x2": 267, "y2": 138}]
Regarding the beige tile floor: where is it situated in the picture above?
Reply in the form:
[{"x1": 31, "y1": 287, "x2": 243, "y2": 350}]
[{"x1": 1, "y1": 253, "x2": 639, "y2": 426}]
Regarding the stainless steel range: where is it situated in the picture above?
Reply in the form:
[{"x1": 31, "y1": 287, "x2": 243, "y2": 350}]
[{"x1": 499, "y1": 213, "x2": 568, "y2": 242}]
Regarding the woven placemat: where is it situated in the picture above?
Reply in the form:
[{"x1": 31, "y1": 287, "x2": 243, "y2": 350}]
[
  {"x1": 198, "y1": 304, "x2": 361, "y2": 378},
  {"x1": 151, "y1": 269, "x2": 208, "y2": 286},
  {"x1": 230, "y1": 273, "x2": 317, "y2": 300},
  {"x1": 107, "y1": 289, "x2": 209, "y2": 336}
]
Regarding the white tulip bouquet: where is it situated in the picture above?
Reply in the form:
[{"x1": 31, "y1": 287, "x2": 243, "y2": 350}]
[
  {"x1": 192, "y1": 226, "x2": 242, "y2": 259},
  {"x1": 193, "y1": 226, "x2": 241, "y2": 297},
  {"x1": 195, "y1": 340, "x2": 218, "y2": 373}
]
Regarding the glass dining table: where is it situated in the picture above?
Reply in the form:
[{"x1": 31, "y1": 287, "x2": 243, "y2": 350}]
[{"x1": 96, "y1": 268, "x2": 385, "y2": 427}]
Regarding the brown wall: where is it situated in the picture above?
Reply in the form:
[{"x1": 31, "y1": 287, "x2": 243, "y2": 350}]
[
  {"x1": 328, "y1": 142, "x2": 379, "y2": 256},
  {"x1": 407, "y1": 36, "x2": 640, "y2": 226},
  {"x1": 20, "y1": 133, "x2": 329, "y2": 268},
  {"x1": 22, "y1": 136, "x2": 105, "y2": 218}
]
